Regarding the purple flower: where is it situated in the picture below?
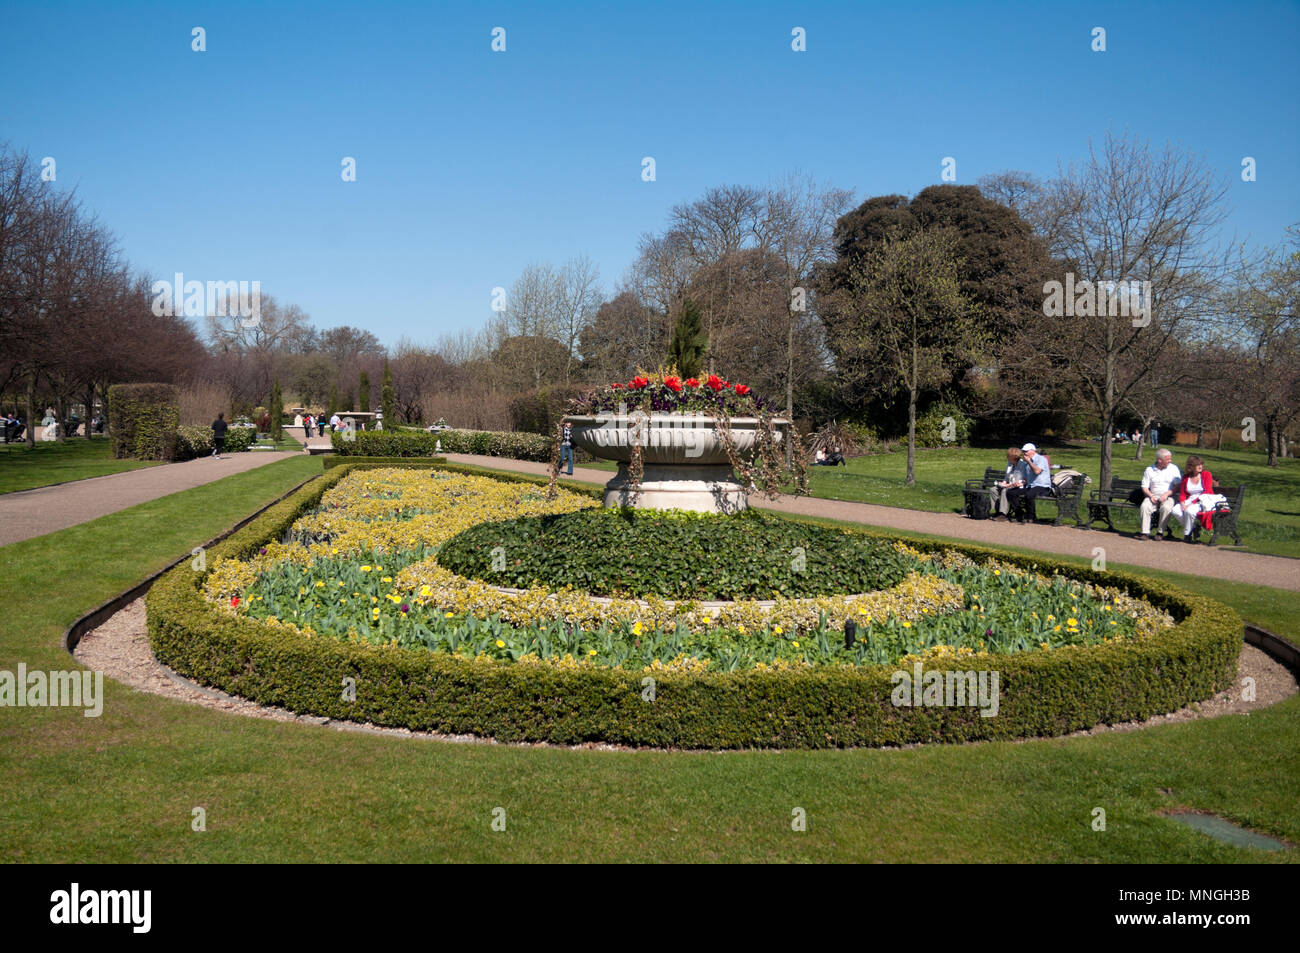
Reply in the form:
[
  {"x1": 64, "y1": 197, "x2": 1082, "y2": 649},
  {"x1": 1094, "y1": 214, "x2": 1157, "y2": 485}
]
[
  {"x1": 259, "y1": 547, "x2": 267, "y2": 555},
  {"x1": 985, "y1": 628, "x2": 993, "y2": 637},
  {"x1": 400, "y1": 603, "x2": 410, "y2": 613}
]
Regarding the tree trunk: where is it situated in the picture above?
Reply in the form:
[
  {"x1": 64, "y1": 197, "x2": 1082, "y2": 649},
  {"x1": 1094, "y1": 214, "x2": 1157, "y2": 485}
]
[
  {"x1": 1099, "y1": 415, "x2": 1115, "y2": 492},
  {"x1": 784, "y1": 307, "x2": 795, "y2": 469},
  {"x1": 906, "y1": 389, "x2": 917, "y2": 487},
  {"x1": 1196, "y1": 425, "x2": 1204, "y2": 448},
  {"x1": 1267, "y1": 417, "x2": 1279, "y2": 467},
  {"x1": 25, "y1": 375, "x2": 37, "y2": 448}
]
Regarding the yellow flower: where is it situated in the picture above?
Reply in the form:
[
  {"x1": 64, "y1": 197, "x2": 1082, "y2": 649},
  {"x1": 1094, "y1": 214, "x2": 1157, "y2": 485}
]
[
  {"x1": 1067, "y1": 618, "x2": 1078, "y2": 627},
  {"x1": 632, "y1": 622, "x2": 643, "y2": 636},
  {"x1": 315, "y1": 581, "x2": 324, "y2": 587},
  {"x1": 902, "y1": 621, "x2": 912, "y2": 628},
  {"x1": 382, "y1": 576, "x2": 392, "y2": 583},
  {"x1": 792, "y1": 641, "x2": 800, "y2": 648},
  {"x1": 993, "y1": 570, "x2": 1001, "y2": 576},
  {"x1": 1053, "y1": 625, "x2": 1061, "y2": 632},
  {"x1": 360, "y1": 565, "x2": 372, "y2": 572},
  {"x1": 774, "y1": 626, "x2": 784, "y2": 635},
  {"x1": 496, "y1": 640, "x2": 505, "y2": 648},
  {"x1": 588, "y1": 649, "x2": 597, "y2": 656},
  {"x1": 445, "y1": 612, "x2": 454, "y2": 618}
]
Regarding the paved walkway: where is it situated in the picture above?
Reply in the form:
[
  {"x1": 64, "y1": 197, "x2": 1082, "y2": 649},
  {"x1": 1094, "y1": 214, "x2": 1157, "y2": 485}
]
[
  {"x1": 0, "y1": 450, "x2": 301, "y2": 547},
  {"x1": 444, "y1": 453, "x2": 1300, "y2": 592}
]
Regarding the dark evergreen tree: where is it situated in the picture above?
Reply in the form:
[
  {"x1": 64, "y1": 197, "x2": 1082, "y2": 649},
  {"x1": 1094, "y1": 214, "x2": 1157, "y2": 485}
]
[{"x1": 668, "y1": 299, "x2": 707, "y2": 379}]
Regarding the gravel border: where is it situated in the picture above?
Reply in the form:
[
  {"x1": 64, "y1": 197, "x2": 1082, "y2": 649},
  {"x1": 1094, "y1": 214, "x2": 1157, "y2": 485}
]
[{"x1": 74, "y1": 598, "x2": 1298, "y2": 753}]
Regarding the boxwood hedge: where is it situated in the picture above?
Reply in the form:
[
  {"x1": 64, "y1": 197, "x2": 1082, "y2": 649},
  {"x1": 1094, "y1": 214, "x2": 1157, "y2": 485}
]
[
  {"x1": 437, "y1": 508, "x2": 916, "y2": 599},
  {"x1": 146, "y1": 464, "x2": 1243, "y2": 749},
  {"x1": 331, "y1": 428, "x2": 552, "y2": 461}
]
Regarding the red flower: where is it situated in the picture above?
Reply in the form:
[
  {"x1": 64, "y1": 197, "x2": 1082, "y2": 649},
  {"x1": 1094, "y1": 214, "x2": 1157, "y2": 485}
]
[
  {"x1": 736, "y1": 384, "x2": 750, "y2": 395},
  {"x1": 664, "y1": 376, "x2": 682, "y2": 392},
  {"x1": 630, "y1": 376, "x2": 649, "y2": 389},
  {"x1": 706, "y1": 374, "x2": 724, "y2": 392},
  {"x1": 611, "y1": 382, "x2": 622, "y2": 389},
  {"x1": 231, "y1": 596, "x2": 240, "y2": 608},
  {"x1": 685, "y1": 378, "x2": 700, "y2": 388}
]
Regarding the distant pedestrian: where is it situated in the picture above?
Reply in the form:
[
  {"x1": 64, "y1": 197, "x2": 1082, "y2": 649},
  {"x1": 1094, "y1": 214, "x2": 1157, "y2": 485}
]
[
  {"x1": 1150, "y1": 425, "x2": 1159, "y2": 449},
  {"x1": 212, "y1": 413, "x2": 229, "y2": 459},
  {"x1": 329, "y1": 413, "x2": 341, "y2": 433},
  {"x1": 560, "y1": 421, "x2": 574, "y2": 475},
  {"x1": 304, "y1": 413, "x2": 314, "y2": 438}
]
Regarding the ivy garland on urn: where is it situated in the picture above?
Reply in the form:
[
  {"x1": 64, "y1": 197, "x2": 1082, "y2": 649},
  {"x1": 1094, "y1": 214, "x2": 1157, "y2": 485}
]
[{"x1": 548, "y1": 370, "x2": 808, "y2": 507}]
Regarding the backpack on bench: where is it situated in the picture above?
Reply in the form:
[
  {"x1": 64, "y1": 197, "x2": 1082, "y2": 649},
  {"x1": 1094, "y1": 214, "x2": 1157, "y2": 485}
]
[{"x1": 968, "y1": 493, "x2": 992, "y2": 520}]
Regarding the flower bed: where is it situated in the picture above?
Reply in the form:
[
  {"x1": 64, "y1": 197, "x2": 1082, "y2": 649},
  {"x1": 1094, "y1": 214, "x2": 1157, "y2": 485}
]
[
  {"x1": 146, "y1": 463, "x2": 1243, "y2": 748},
  {"x1": 570, "y1": 372, "x2": 767, "y2": 416}
]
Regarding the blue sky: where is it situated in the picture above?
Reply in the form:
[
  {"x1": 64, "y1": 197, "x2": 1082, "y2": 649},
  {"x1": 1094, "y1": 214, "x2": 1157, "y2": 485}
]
[{"x1": 2, "y1": 0, "x2": 1297, "y2": 346}]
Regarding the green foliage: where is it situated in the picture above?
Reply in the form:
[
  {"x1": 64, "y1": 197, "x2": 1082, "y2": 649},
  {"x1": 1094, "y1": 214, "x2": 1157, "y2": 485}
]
[
  {"x1": 914, "y1": 401, "x2": 973, "y2": 448},
  {"x1": 222, "y1": 427, "x2": 255, "y2": 453},
  {"x1": 380, "y1": 362, "x2": 396, "y2": 427},
  {"x1": 509, "y1": 385, "x2": 585, "y2": 436},
  {"x1": 668, "y1": 298, "x2": 707, "y2": 379},
  {"x1": 439, "y1": 508, "x2": 915, "y2": 599},
  {"x1": 332, "y1": 428, "x2": 552, "y2": 461},
  {"x1": 106, "y1": 383, "x2": 180, "y2": 461},
  {"x1": 270, "y1": 380, "x2": 284, "y2": 441},
  {"x1": 175, "y1": 425, "x2": 213, "y2": 460},
  {"x1": 359, "y1": 372, "x2": 371, "y2": 413},
  {"x1": 147, "y1": 464, "x2": 1243, "y2": 749},
  {"x1": 327, "y1": 383, "x2": 339, "y2": 417}
]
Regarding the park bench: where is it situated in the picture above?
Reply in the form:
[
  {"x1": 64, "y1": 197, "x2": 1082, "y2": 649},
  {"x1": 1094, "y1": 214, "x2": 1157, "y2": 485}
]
[
  {"x1": 961, "y1": 467, "x2": 1003, "y2": 517},
  {"x1": 1084, "y1": 478, "x2": 1146, "y2": 532},
  {"x1": 1207, "y1": 485, "x2": 1246, "y2": 546},
  {"x1": 1025, "y1": 471, "x2": 1089, "y2": 526}
]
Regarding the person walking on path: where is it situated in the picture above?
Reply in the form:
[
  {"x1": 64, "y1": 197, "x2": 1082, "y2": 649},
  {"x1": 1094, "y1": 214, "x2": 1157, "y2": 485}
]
[
  {"x1": 211, "y1": 413, "x2": 229, "y2": 459},
  {"x1": 560, "y1": 421, "x2": 574, "y2": 475}
]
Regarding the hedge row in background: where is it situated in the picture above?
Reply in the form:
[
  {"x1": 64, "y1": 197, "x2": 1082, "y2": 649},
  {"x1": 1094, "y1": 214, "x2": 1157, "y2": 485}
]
[
  {"x1": 107, "y1": 383, "x2": 180, "y2": 460},
  {"x1": 147, "y1": 462, "x2": 1243, "y2": 749},
  {"x1": 175, "y1": 425, "x2": 255, "y2": 461},
  {"x1": 331, "y1": 428, "x2": 552, "y2": 461}
]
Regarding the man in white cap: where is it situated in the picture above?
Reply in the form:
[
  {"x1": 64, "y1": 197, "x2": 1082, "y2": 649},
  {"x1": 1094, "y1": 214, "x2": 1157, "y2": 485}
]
[
  {"x1": 1138, "y1": 448, "x2": 1181, "y2": 540},
  {"x1": 1005, "y1": 443, "x2": 1053, "y2": 523}
]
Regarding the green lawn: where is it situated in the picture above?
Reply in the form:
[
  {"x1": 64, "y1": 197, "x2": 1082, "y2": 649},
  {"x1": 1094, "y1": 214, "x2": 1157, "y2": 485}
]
[
  {"x1": 579, "y1": 443, "x2": 1300, "y2": 556},
  {"x1": 1, "y1": 456, "x2": 1296, "y2": 862},
  {"x1": 799, "y1": 444, "x2": 1300, "y2": 558},
  {"x1": 0, "y1": 436, "x2": 162, "y2": 494}
]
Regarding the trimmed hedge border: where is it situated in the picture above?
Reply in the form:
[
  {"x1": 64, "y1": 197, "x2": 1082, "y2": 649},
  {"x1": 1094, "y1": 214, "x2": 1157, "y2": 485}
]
[
  {"x1": 146, "y1": 463, "x2": 1244, "y2": 749},
  {"x1": 331, "y1": 428, "x2": 551, "y2": 461}
]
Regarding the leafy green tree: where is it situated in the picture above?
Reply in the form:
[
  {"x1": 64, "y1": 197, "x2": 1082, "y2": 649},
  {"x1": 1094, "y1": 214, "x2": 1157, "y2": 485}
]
[
  {"x1": 327, "y1": 382, "x2": 339, "y2": 416},
  {"x1": 668, "y1": 298, "x2": 707, "y2": 379},
  {"x1": 358, "y1": 371, "x2": 371, "y2": 413},
  {"x1": 825, "y1": 227, "x2": 980, "y2": 485},
  {"x1": 381, "y1": 361, "x2": 396, "y2": 429},
  {"x1": 270, "y1": 380, "x2": 283, "y2": 441}
]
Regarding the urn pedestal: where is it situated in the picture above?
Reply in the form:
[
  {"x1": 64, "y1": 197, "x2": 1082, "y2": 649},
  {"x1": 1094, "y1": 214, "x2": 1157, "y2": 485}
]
[{"x1": 564, "y1": 414, "x2": 789, "y2": 514}]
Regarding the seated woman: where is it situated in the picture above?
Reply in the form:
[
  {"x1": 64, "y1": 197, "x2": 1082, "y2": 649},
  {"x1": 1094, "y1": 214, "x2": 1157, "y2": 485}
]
[
  {"x1": 990, "y1": 447, "x2": 1027, "y2": 521},
  {"x1": 1171, "y1": 455, "x2": 1227, "y2": 542}
]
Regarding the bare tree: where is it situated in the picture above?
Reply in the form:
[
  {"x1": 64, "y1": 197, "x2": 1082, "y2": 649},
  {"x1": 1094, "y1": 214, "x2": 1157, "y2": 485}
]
[{"x1": 999, "y1": 132, "x2": 1231, "y2": 491}]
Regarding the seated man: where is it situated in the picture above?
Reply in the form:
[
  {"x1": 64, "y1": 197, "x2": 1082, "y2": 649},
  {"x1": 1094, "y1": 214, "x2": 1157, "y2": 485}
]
[
  {"x1": 1005, "y1": 443, "x2": 1053, "y2": 522},
  {"x1": 1138, "y1": 448, "x2": 1181, "y2": 540},
  {"x1": 990, "y1": 447, "x2": 1027, "y2": 521}
]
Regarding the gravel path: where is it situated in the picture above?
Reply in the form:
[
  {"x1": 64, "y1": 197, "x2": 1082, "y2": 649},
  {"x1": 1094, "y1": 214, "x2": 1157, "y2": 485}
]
[
  {"x1": 0, "y1": 450, "x2": 301, "y2": 547},
  {"x1": 443, "y1": 454, "x2": 1300, "y2": 592},
  {"x1": 74, "y1": 597, "x2": 1297, "y2": 749}
]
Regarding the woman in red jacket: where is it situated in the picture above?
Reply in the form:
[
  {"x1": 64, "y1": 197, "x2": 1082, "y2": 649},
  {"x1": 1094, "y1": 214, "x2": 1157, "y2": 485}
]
[{"x1": 1172, "y1": 455, "x2": 1226, "y2": 542}]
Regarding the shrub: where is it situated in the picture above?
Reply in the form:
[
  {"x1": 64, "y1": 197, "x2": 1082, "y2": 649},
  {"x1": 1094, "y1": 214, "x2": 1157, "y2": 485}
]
[
  {"x1": 509, "y1": 386, "x2": 584, "y2": 436},
  {"x1": 175, "y1": 425, "x2": 213, "y2": 460},
  {"x1": 913, "y1": 401, "x2": 973, "y2": 448},
  {"x1": 332, "y1": 428, "x2": 552, "y2": 461},
  {"x1": 223, "y1": 427, "x2": 255, "y2": 453},
  {"x1": 437, "y1": 508, "x2": 916, "y2": 599},
  {"x1": 147, "y1": 463, "x2": 1243, "y2": 749},
  {"x1": 107, "y1": 383, "x2": 180, "y2": 460}
]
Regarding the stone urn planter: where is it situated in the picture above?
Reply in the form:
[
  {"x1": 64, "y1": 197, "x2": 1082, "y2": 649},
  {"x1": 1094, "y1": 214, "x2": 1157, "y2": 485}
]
[{"x1": 565, "y1": 414, "x2": 790, "y2": 513}]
